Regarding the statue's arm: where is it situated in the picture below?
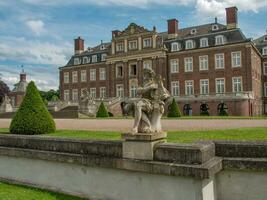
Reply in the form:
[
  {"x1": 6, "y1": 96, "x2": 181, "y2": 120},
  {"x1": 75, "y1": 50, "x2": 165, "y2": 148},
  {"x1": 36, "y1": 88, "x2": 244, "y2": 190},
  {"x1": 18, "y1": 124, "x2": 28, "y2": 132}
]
[{"x1": 138, "y1": 83, "x2": 158, "y2": 94}]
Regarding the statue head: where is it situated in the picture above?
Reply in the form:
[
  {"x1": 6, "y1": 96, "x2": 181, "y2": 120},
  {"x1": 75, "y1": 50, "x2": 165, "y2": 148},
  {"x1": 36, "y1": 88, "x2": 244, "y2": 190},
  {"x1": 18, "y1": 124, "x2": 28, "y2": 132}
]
[{"x1": 143, "y1": 68, "x2": 156, "y2": 83}]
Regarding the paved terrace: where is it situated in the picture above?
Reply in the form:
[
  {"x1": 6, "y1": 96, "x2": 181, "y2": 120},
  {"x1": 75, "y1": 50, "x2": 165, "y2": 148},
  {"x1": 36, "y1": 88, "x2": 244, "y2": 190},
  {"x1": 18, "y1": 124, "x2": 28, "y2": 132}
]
[{"x1": 0, "y1": 119, "x2": 267, "y2": 131}]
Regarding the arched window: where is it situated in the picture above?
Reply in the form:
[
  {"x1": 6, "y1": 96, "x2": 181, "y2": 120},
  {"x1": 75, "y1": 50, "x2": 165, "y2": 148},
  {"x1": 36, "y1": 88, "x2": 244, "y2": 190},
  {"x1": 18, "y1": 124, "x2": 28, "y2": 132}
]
[
  {"x1": 215, "y1": 35, "x2": 226, "y2": 45},
  {"x1": 217, "y1": 102, "x2": 228, "y2": 116},
  {"x1": 171, "y1": 42, "x2": 180, "y2": 52},
  {"x1": 200, "y1": 103, "x2": 209, "y2": 116},
  {"x1": 262, "y1": 47, "x2": 267, "y2": 56},
  {"x1": 183, "y1": 104, "x2": 192, "y2": 116},
  {"x1": 185, "y1": 40, "x2": 195, "y2": 50},
  {"x1": 212, "y1": 24, "x2": 219, "y2": 31},
  {"x1": 200, "y1": 38, "x2": 209, "y2": 48}
]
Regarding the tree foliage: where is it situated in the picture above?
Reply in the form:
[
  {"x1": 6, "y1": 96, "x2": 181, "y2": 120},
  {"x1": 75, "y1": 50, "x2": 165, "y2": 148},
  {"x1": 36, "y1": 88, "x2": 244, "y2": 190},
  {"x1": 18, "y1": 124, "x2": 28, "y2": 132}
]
[
  {"x1": 39, "y1": 89, "x2": 60, "y2": 102},
  {"x1": 0, "y1": 80, "x2": 10, "y2": 104},
  {"x1": 9, "y1": 81, "x2": 56, "y2": 135},
  {"x1": 167, "y1": 98, "x2": 181, "y2": 118},
  {"x1": 96, "y1": 101, "x2": 109, "y2": 118}
]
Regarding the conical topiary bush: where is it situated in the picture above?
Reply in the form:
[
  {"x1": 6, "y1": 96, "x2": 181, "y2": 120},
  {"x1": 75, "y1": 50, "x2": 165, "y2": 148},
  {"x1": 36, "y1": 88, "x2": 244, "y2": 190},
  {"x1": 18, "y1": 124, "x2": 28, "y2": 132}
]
[
  {"x1": 167, "y1": 98, "x2": 181, "y2": 118},
  {"x1": 96, "y1": 101, "x2": 109, "y2": 118},
  {"x1": 9, "y1": 81, "x2": 56, "y2": 135}
]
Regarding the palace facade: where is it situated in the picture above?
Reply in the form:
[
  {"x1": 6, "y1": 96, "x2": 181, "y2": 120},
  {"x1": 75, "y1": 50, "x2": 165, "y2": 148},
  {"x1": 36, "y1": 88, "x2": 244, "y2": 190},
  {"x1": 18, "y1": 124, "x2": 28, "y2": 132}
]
[{"x1": 59, "y1": 7, "x2": 265, "y2": 116}]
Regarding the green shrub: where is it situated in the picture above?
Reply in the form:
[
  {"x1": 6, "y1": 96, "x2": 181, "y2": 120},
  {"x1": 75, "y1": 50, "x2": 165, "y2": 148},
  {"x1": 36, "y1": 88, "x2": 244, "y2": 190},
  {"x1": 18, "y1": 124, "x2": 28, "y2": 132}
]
[
  {"x1": 9, "y1": 81, "x2": 56, "y2": 135},
  {"x1": 219, "y1": 109, "x2": 228, "y2": 116},
  {"x1": 167, "y1": 99, "x2": 181, "y2": 118},
  {"x1": 200, "y1": 111, "x2": 210, "y2": 116},
  {"x1": 96, "y1": 101, "x2": 109, "y2": 118}
]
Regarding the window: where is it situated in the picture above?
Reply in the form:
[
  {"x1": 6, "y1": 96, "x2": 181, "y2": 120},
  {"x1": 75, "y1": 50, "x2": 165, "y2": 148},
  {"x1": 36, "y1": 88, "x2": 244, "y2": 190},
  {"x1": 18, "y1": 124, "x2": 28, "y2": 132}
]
[
  {"x1": 231, "y1": 52, "x2": 241, "y2": 68},
  {"x1": 100, "y1": 87, "x2": 106, "y2": 98},
  {"x1": 81, "y1": 70, "x2": 87, "y2": 82},
  {"x1": 170, "y1": 59, "x2": 179, "y2": 73},
  {"x1": 74, "y1": 58, "x2": 80, "y2": 65},
  {"x1": 215, "y1": 54, "x2": 225, "y2": 69},
  {"x1": 200, "y1": 79, "x2": 209, "y2": 95},
  {"x1": 99, "y1": 68, "x2": 106, "y2": 80},
  {"x1": 90, "y1": 69, "x2": 96, "y2": 81},
  {"x1": 72, "y1": 89, "x2": 78, "y2": 101},
  {"x1": 171, "y1": 81, "x2": 179, "y2": 96},
  {"x1": 101, "y1": 54, "x2": 107, "y2": 61},
  {"x1": 171, "y1": 42, "x2": 180, "y2": 52},
  {"x1": 83, "y1": 57, "x2": 89, "y2": 64},
  {"x1": 232, "y1": 77, "x2": 243, "y2": 92},
  {"x1": 185, "y1": 80, "x2": 194, "y2": 96},
  {"x1": 90, "y1": 88, "x2": 96, "y2": 98},
  {"x1": 64, "y1": 72, "x2": 69, "y2": 83},
  {"x1": 264, "y1": 63, "x2": 267, "y2": 75},
  {"x1": 263, "y1": 47, "x2": 267, "y2": 55},
  {"x1": 200, "y1": 38, "x2": 208, "y2": 48},
  {"x1": 143, "y1": 60, "x2": 152, "y2": 69},
  {"x1": 185, "y1": 40, "x2": 194, "y2": 49},
  {"x1": 100, "y1": 45, "x2": 106, "y2": 50},
  {"x1": 116, "y1": 65, "x2": 123, "y2": 77},
  {"x1": 199, "y1": 55, "x2": 209, "y2": 71},
  {"x1": 212, "y1": 24, "x2": 219, "y2": 31},
  {"x1": 215, "y1": 35, "x2": 226, "y2": 45},
  {"x1": 64, "y1": 90, "x2": 69, "y2": 101},
  {"x1": 130, "y1": 85, "x2": 137, "y2": 98},
  {"x1": 184, "y1": 57, "x2": 193, "y2": 72},
  {"x1": 216, "y1": 78, "x2": 225, "y2": 94},
  {"x1": 264, "y1": 83, "x2": 267, "y2": 97},
  {"x1": 72, "y1": 71, "x2": 78, "y2": 83},
  {"x1": 116, "y1": 84, "x2": 124, "y2": 98},
  {"x1": 92, "y1": 55, "x2": 97, "y2": 63},
  {"x1": 116, "y1": 43, "x2": 124, "y2": 52},
  {"x1": 129, "y1": 40, "x2": 137, "y2": 50},
  {"x1": 129, "y1": 64, "x2": 137, "y2": 76},
  {"x1": 190, "y1": 29, "x2": 197, "y2": 35},
  {"x1": 143, "y1": 38, "x2": 151, "y2": 48}
]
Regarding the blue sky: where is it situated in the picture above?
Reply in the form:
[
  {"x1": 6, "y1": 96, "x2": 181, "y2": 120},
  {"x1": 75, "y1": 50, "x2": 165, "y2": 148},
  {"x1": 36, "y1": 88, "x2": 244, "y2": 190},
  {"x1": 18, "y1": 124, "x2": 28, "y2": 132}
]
[{"x1": 0, "y1": 0, "x2": 267, "y2": 91}]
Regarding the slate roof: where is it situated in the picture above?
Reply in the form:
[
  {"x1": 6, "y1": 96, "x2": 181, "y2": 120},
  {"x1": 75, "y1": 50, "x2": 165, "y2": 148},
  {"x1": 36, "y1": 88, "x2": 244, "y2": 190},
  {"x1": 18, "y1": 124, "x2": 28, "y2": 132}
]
[{"x1": 253, "y1": 34, "x2": 267, "y2": 54}]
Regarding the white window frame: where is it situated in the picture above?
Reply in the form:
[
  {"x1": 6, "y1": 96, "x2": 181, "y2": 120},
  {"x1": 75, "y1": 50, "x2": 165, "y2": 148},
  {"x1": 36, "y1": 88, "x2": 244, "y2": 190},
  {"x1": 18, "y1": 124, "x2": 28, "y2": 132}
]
[
  {"x1": 129, "y1": 63, "x2": 137, "y2": 76},
  {"x1": 231, "y1": 51, "x2": 242, "y2": 68},
  {"x1": 185, "y1": 80, "x2": 194, "y2": 96},
  {"x1": 90, "y1": 69, "x2": 96, "y2": 81},
  {"x1": 170, "y1": 59, "x2": 179, "y2": 73},
  {"x1": 63, "y1": 72, "x2": 69, "y2": 84},
  {"x1": 264, "y1": 63, "x2": 267, "y2": 75},
  {"x1": 80, "y1": 70, "x2": 87, "y2": 82},
  {"x1": 116, "y1": 84, "x2": 124, "y2": 98},
  {"x1": 116, "y1": 43, "x2": 124, "y2": 52},
  {"x1": 215, "y1": 53, "x2": 225, "y2": 69},
  {"x1": 129, "y1": 40, "x2": 138, "y2": 50},
  {"x1": 200, "y1": 38, "x2": 209, "y2": 48},
  {"x1": 90, "y1": 88, "x2": 96, "y2": 98},
  {"x1": 72, "y1": 89, "x2": 78, "y2": 101},
  {"x1": 143, "y1": 60, "x2": 152, "y2": 69},
  {"x1": 200, "y1": 79, "x2": 209, "y2": 95},
  {"x1": 264, "y1": 82, "x2": 267, "y2": 97},
  {"x1": 184, "y1": 57, "x2": 193, "y2": 72},
  {"x1": 143, "y1": 38, "x2": 152, "y2": 48},
  {"x1": 185, "y1": 40, "x2": 194, "y2": 50},
  {"x1": 215, "y1": 78, "x2": 225, "y2": 94},
  {"x1": 129, "y1": 85, "x2": 138, "y2": 98},
  {"x1": 199, "y1": 55, "x2": 209, "y2": 71},
  {"x1": 72, "y1": 71, "x2": 78, "y2": 83},
  {"x1": 83, "y1": 57, "x2": 89, "y2": 64},
  {"x1": 116, "y1": 65, "x2": 123, "y2": 78},
  {"x1": 92, "y1": 55, "x2": 97, "y2": 63},
  {"x1": 64, "y1": 90, "x2": 69, "y2": 101},
  {"x1": 215, "y1": 35, "x2": 225, "y2": 46},
  {"x1": 171, "y1": 81, "x2": 180, "y2": 96},
  {"x1": 99, "y1": 68, "x2": 106, "y2": 80},
  {"x1": 263, "y1": 47, "x2": 267, "y2": 56},
  {"x1": 100, "y1": 87, "x2": 106, "y2": 99},
  {"x1": 212, "y1": 24, "x2": 219, "y2": 31},
  {"x1": 74, "y1": 58, "x2": 80, "y2": 65},
  {"x1": 232, "y1": 77, "x2": 243, "y2": 93},
  {"x1": 171, "y1": 42, "x2": 180, "y2": 52},
  {"x1": 101, "y1": 54, "x2": 107, "y2": 61}
]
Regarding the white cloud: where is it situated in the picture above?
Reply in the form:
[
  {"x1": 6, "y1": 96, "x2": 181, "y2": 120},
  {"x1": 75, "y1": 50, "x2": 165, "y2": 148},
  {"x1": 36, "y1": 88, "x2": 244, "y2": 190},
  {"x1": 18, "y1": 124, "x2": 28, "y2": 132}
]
[{"x1": 25, "y1": 20, "x2": 45, "y2": 35}]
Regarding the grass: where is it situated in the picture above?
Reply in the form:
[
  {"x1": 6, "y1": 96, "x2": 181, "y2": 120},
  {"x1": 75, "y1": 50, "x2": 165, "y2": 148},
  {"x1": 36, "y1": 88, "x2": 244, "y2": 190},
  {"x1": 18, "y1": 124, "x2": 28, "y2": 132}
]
[
  {"x1": 0, "y1": 127, "x2": 267, "y2": 143},
  {"x1": 0, "y1": 182, "x2": 86, "y2": 200}
]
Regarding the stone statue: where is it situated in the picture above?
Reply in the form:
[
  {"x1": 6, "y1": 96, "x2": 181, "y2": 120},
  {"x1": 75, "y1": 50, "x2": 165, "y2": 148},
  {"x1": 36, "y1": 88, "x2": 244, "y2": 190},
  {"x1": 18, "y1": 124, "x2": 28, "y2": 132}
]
[
  {"x1": 78, "y1": 89, "x2": 97, "y2": 117},
  {"x1": 0, "y1": 95, "x2": 13, "y2": 113},
  {"x1": 121, "y1": 68, "x2": 171, "y2": 134}
]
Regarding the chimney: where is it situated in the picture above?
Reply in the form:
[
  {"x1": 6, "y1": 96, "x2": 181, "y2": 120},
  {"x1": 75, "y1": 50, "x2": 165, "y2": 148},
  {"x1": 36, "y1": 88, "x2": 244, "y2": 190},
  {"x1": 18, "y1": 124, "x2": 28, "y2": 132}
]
[
  {"x1": 167, "y1": 19, "x2": 179, "y2": 39},
  {"x1": 74, "y1": 36, "x2": 84, "y2": 54},
  {"x1": 112, "y1": 30, "x2": 121, "y2": 38},
  {"x1": 226, "y1": 7, "x2": 238, "y2": 29}
]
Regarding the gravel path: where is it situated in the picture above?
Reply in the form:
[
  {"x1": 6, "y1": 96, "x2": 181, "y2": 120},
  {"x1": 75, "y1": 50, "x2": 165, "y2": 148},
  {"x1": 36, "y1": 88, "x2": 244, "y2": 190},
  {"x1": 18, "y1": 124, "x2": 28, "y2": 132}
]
[{"x1": 0, "y1": 119, "x2": 266, "y2": 132}]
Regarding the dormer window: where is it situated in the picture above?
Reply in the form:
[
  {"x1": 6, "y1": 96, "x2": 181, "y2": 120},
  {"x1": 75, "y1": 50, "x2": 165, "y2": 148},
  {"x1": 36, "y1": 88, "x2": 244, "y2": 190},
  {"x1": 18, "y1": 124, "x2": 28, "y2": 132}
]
[
  {"x1": 190, "y1": 29, "x2": 197, "y2": 35},
  {"x1": 212, "y1": 24, "x2": 219, "y2": 31},
  {"x1": 263, "y1": 47, "x2": 267, "y2": 56},
  {"x1": 83, "y1": 57, "x2": 89, "y2": 64},
  {"x1": 264, "y1": 37, "x2": 267, "y2": 41},
  {"x1": 215, "y1": 35, "x2": 226, "y2": 46},
  {"x1": 200, "y1": 38, "x2": 209, "y2": 48},
  {"x1": 185, "y1": 40, "x2": 195, "y2": 50},
  {"x1": 171, "y1": 42, "x2": 180, "y2": 52},
  {"x1": 74, "y1": 58, "x2": 80, "y2": 65},
  {"x1": 92, "y1": 55, "x2": 97, "y2": 63},
  {"x1": 101, "y1": 53, "x2": 107, "y2": 61},
  {"x1": 100, "y1": 45, "x2": 106, "y2": 50}
]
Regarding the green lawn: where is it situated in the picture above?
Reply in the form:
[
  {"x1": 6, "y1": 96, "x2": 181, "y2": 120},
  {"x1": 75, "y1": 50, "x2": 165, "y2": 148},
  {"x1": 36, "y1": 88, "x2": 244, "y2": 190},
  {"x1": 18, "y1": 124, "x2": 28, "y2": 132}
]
[
  {"x1": 0, "y1": 182, "x2": 86, "y2": 200},
  {"x1": 0, "y1": 127, "x2": 267, "y2": 143}
]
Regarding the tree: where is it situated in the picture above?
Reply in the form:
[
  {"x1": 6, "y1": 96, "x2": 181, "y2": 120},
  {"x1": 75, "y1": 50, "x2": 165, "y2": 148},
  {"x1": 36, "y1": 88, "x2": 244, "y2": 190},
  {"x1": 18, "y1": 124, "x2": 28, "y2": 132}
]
[
  {"x1": 39, "y1": 89, "x2": 60, "y2": 102},
  {"x1": 9, "y1": 81, "x2": 56, "y2": 135},
  {"x1": 167, "y1": 99, "x2": 181, "y2": 118},
  {"x1": 0, "y1": 80, "x2": 10, "y2": 104},
  {"x1": 96, "y1": 101, "x2": 109, "y2": 118}
]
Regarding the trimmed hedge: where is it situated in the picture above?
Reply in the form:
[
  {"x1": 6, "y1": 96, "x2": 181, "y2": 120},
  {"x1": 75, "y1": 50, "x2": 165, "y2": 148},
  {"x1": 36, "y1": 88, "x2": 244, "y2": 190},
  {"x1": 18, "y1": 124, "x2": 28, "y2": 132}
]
[
  {"x1": 96, "y1": 101, "x2": 109, "y2": 118},
  {"x1": 9, "y1": 81, "x2": 56, "y2": 135},
  {"x1": 167, "y1": 98, "x2": 181, "y2": 118}
]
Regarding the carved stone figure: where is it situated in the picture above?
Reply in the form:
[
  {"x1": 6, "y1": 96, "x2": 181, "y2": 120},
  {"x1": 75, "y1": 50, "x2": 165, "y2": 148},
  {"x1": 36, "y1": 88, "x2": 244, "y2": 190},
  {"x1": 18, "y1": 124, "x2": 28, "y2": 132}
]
[
  {"x1": 0, "y1": 95, "x2": 13, "y2": 113},
  {"x1": 78, "y1": 89, "x2": 97, "y2": 117},
  {"x1": 121, "y1": 68, "x2": 171, "y2": 134}
]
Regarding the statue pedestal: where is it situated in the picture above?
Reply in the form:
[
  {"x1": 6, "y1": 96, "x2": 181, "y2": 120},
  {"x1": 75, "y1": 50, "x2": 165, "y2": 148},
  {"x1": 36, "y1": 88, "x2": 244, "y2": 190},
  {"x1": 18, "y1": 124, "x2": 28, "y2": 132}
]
[{"x1": 122, "y1": 132, "x2": 167, "y2": 160}]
